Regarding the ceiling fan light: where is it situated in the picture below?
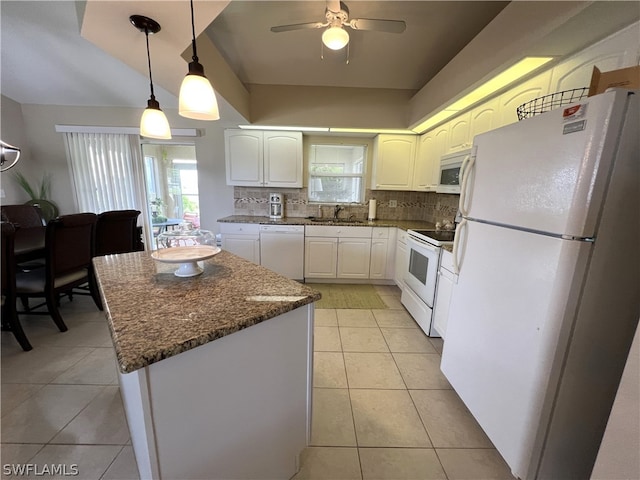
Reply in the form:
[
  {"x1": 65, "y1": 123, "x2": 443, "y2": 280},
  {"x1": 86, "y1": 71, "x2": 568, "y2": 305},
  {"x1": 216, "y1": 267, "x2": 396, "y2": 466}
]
[
  {"x1": 179, "y1": 63, "x2": 220, "y2": 121},
  {"x1": 140, "y1": 99, "x2": 172, "y2": 139},
  {"x1": 322, "y1": 26, "x2": 349, "y2": 50}
]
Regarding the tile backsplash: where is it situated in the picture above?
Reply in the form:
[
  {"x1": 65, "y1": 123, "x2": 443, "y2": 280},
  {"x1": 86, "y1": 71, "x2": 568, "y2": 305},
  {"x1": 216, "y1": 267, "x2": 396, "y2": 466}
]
[{"x1": 233, "y1": 187, "x2": 459, "y2": 224}]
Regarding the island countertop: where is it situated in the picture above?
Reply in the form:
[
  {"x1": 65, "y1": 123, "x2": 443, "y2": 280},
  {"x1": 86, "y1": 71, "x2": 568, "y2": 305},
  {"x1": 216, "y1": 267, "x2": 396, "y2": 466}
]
[{"x1": 93, "y1": 250, "x2": 321, "y2": 374}]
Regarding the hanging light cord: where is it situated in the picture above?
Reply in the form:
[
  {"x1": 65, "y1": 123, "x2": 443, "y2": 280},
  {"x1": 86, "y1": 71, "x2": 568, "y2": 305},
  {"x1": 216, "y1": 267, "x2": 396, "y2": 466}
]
[
  {"x1": 144, "y1": 27, "x2": 156, "y2": 101},
  {"x1": 189, "y1": 0, "x2": 199, "y2": 62}
]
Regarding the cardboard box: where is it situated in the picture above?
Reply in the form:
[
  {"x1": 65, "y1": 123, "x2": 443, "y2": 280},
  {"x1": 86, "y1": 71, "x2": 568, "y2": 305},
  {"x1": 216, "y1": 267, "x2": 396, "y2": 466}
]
[{"x1": 588, "y1": 65, "x2": 640, "y2": 96}]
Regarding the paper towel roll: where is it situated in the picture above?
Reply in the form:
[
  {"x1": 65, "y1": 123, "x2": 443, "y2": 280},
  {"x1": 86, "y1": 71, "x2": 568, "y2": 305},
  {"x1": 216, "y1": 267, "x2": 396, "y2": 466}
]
[{"x1": 368, "y1": 199, "x2": 377, "y2": 220}]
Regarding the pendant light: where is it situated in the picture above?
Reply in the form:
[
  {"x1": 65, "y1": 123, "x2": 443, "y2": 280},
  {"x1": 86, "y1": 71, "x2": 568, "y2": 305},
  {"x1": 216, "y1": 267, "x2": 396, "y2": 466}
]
[
  {"x1": 130, "y1": 15, "x2": 172, "y2": 140},
  {"x1": 179, "y1": 0, "x2": 220, "y2": 121}
]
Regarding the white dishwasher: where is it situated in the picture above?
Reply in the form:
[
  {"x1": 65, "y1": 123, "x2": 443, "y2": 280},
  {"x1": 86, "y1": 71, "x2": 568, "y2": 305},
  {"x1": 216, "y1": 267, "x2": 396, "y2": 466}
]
[{"x1": 259, "y1": 225, "x2": 305, "y2": 280}]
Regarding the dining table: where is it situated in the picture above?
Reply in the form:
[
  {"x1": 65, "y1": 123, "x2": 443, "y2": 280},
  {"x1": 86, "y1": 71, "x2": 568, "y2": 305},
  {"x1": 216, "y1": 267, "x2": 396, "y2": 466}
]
[{"x1": 13, "y1": 226, "x2": 46, "y2": 263}]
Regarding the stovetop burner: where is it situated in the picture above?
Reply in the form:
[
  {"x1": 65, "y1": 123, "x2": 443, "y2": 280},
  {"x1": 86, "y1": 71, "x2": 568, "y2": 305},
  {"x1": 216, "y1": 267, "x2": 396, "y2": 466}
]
[{"x1": 408, "y1": 229, "x2": 456, "y2": 246}]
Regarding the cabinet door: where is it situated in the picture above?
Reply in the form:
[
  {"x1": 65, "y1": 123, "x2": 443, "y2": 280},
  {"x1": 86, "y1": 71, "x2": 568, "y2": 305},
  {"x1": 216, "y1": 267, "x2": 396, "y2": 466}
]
[
  {"x1": 413, "y1": 132, "x2": 436, "y2": 191},
  {"x1": 221, "y1": 235, "x2": 260, "y2": 264},
  {"x1": 372, "y1": 135, "x2": 417, "y2": 190},
  {"x1": 469, "y1": 97, "x2": 500, "y2": 140},
  {"x1": 304, "y1": 237, "x2": 338, "y2": 278},
  {"x1": 263, "y1": 131, "x2": 303, "y2": 187},
  {"x1": 224, "y1": 130, "x2": 263, "y2": 186},
  {"x1": 337, "y1": 238, "x2": 371, "y2": 279},
  {"x1": 433, "y1": 269, "x2": 455, "y2": 339},
  {"x1": 430, "y1": 126, "x2": 449, "y2": 188},
  {"x1": 369, "y1": 237, "x2": 389, "y2": 279},
  {"x1": 394, "y1": 238, "x2": 408, "y2": 290},
  {"x1": 446, "y1": 112, "x2": 472, "y2": 154},
  {"x1": 498, "y1": 70, "x2": 552, "y2": 127}
]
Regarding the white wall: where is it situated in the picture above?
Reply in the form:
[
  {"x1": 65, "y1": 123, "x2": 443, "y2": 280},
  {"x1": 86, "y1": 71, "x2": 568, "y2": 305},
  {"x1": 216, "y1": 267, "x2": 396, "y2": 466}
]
[{"x1": 2, "y1": 103, "x2": 235, "y2": 234}]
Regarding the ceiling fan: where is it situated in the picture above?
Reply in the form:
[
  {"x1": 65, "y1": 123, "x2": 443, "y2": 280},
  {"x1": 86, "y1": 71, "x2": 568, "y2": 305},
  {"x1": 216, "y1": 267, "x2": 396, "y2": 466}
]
[{"x1": 270, "y1": 0, "x2": 406, "y2": 52}]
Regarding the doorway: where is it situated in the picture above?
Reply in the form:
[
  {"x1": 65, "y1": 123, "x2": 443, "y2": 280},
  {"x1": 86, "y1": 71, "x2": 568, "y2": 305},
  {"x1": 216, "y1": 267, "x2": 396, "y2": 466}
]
[{"x1": 141, "y1": 143, "x2": 200, "y2": 249}]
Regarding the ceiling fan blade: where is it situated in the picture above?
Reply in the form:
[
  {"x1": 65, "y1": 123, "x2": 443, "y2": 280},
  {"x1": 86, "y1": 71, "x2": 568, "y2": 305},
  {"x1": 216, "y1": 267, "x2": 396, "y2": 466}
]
[
  {"x1": 271, "y1": 22, "x2": 326, "y2": 33},
  {"x1": 348, "y1": 18, "x2": 406, "y2": 33}
]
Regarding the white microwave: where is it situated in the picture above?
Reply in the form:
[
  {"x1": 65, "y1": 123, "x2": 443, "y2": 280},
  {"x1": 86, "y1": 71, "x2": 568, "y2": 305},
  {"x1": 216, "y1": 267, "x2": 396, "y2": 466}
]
[{"x1": 436, "y1": 149, "x2": 472, "y2": 194}]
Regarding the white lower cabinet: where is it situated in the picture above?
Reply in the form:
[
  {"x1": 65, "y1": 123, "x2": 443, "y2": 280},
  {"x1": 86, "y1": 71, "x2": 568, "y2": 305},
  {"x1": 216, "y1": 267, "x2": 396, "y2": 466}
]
[
  {"x1": 305, "y1": 225, "x2": 386, "y2": 280},
  {"x1": 432, "y1": 249, "x2": 457, "y2": 339},
  {"x1": 220, "y1": 223, "x2": 260, "y2": 264},
  {"x1": 337, "y1": 238, "x2": 372, "y2": 279},
  {"x1": 304, "y1": 237, "x2": 338, "y2": 278},
  {"x1": 394, "y1": 228, "x2": 409, "y2": 291},
  {"x1": 370, "y1": 227, "x2": 395, "y2": 280}
]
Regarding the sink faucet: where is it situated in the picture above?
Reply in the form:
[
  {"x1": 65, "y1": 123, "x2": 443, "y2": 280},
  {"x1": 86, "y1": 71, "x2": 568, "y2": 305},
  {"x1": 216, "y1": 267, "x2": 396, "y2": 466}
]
[{"x1": 334, "y1": 205, "x2": 343, "y2": 219}]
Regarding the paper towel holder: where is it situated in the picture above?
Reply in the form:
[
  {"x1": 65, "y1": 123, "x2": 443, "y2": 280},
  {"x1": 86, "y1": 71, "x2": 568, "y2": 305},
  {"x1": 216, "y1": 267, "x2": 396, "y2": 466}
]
[{"x1": 368, "y1": 198, "x2": 377, "y2": 221}]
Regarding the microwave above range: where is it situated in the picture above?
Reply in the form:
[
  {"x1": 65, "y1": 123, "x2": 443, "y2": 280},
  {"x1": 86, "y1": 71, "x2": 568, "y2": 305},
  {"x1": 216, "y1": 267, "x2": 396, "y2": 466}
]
[{"x1": 436, "y1": 148, "x2": 472, "y2": 194}]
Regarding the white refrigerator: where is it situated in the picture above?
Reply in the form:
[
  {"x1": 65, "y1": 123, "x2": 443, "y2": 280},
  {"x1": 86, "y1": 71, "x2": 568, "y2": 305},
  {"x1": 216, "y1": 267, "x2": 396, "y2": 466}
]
[{"x1": 441, "y1": 89, "x2": 639, "y2": 480}]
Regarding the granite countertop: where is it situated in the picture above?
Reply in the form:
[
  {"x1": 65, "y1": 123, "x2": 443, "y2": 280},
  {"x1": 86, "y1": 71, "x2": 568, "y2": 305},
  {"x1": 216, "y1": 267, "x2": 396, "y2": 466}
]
[
  {"x1": 93, "y1": 250, "x2": 321, "y2": 374},
  {"x1": 218, "y1": 215, "x2": 437, "y2": 231}
]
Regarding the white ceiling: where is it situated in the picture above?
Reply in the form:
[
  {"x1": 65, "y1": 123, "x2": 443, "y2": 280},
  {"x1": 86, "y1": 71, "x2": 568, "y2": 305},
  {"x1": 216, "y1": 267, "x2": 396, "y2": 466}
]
[{"x1": 1, "y1": 1, "x2": 507, "y2": 110}]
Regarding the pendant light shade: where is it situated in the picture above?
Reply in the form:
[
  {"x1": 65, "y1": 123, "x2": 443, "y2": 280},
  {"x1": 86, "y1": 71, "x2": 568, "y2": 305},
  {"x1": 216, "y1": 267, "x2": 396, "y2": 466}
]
[
  {"x1": 179, "y1": 0, "x2": 220, "y2": 121},
  {"x1": 140, "y1": 99, "x2": 172, "y2": 140},
  {"x1": 130, "y1": 15, "x2": 172, "y2": 140},
  {"x1": 322, "y1": 25, "x2": 349, "y2": 50}
]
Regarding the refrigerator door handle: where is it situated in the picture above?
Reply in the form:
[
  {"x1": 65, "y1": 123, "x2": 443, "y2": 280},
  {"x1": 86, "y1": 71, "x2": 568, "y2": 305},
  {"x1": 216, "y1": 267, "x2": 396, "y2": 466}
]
[
  {"x1": 458, "y1": 152, "x2": 476, "y2": 217},
  {"x1": 452, "y1": 218, "x2": 467, "y2": 274}
]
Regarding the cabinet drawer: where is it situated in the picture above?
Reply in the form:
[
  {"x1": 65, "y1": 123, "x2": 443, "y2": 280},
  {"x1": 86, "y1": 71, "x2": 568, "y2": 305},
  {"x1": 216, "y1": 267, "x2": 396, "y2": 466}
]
[
  {"x1": 219, "y1": 223, "x2": 260, "y2": 235},
  {"x1": 372, "y1": 227, "x2": 389, "y2": 239},
  {"x1": 397, "y1": 228, "x2": 408, "y2": 245},
  {"x1": 305, "y1": 225, "x2": 373, "y2": 238}
]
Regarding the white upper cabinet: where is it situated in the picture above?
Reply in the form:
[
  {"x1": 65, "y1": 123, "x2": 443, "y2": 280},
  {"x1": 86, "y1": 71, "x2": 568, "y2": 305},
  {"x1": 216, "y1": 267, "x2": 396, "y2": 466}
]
[
  {"x1": 413, "y1": 125, "x2": 448, "y2": 191},
  {"x1": 225, "y1": 130, "x2": 303, "y2": 187},
  {"x1": 371, "y1": 135, "x2": 417, "y2": 190},
  {"x1": 263, "y1": 132, "x2": 303, "y2": 187},
  {"x1": 469, "y1": 97, "x2": 500, "y2": 141},
  {"x1": 225, "y1": 130, "x2": 263, "y2": 186},
  {"x1": 445, "y1": 112, "x2": 472, "y2": 154},
  {"x1": 550, "y1": 23, "x2": 639, "y2": 93},
  {"x1": 413, "y1": 132, "x2": 435, "y2": 191},
  {"x1": 497, "y1": 70, "x2": 552, "y2": 127}
]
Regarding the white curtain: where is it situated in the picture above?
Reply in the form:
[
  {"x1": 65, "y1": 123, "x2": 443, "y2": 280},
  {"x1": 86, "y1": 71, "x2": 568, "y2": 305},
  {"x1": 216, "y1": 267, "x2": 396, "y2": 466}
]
[{"x1": 63, "y1": 132, "x2": 153, "y2": 247}]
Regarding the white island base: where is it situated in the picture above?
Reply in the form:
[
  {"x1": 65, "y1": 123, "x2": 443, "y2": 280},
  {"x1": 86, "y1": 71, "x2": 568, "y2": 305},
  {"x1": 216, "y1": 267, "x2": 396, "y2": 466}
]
[{"x1": 118, "y1": 305, "x2": 314, "y2": 480}]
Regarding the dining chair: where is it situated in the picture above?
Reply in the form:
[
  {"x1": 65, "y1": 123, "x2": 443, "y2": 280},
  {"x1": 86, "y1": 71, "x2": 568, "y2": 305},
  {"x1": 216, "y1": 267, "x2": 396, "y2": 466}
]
[
  {"x1": 15, "y1": 213, "x2": 101, "y2": 332},
  {"x1": 1, "y1": 222, "x2": 33, "y2": 351},
  {"x1": 95, "y1": 209, "x2": 142, "y2": 256},
  {"x1": 1, "y1": 204, "x2": 46, "y2": 228},
  {"x1": 90, "y1": 209, "x2": 142, "y2": 310}
]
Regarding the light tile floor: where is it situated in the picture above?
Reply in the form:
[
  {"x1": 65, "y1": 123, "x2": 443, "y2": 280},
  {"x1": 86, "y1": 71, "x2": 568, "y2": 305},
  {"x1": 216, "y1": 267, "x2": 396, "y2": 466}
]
[
  {"x1": 1, "y1": 286, "x2": 516, "y2": 480},
  {"x1": 293, "y1": 284, "x2": 516, "y2": 480},
  {"x1": 1, "y1": 297, "x2": 139, "y2": 480}
]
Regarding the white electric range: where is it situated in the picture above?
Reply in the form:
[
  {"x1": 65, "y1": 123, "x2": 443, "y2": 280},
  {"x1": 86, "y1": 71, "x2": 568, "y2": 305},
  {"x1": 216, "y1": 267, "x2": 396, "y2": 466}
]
[{"x1": 401, "y1": 229, "x2": 455, "y2": 337}]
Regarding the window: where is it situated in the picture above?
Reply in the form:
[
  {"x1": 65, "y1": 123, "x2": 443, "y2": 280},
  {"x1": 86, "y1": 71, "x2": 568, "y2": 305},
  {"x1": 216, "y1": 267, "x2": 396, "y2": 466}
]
[{"x1": 308, "y1": 144, "x2": 366, "y2": 203}]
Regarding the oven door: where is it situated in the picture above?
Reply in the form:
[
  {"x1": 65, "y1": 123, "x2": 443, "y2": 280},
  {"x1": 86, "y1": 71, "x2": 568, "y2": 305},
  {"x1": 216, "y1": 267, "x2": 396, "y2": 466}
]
[{"x1": 404, "y1": 236, "x2": 440, "y2": 308}]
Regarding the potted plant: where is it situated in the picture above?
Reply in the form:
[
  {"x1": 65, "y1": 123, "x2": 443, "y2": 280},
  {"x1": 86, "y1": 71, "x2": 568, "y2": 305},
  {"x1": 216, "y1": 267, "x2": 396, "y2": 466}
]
[{"x1": 12, "y1": 171, "x2": 59, "y2": 222}]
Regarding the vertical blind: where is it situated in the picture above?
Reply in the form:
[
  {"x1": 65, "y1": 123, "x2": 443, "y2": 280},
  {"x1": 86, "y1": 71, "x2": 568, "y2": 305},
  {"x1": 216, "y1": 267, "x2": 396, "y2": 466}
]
[{"x1": 63, "y1": 132, "x2": 152, "y2": 246}]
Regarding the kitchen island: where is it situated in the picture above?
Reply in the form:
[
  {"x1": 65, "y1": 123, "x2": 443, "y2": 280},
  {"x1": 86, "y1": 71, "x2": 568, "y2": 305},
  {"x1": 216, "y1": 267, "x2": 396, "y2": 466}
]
[{"x1": 93, "y1": 250, "x2": 320, "y2": 480}]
